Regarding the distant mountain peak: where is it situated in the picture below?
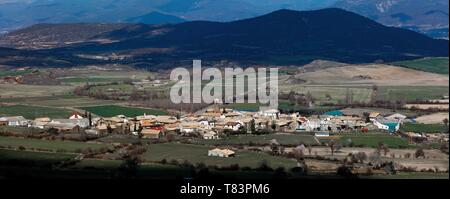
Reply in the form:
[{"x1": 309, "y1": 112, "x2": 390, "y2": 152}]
[{"x1": 126, "y1": 11, "x2": 186, "y2": 25}]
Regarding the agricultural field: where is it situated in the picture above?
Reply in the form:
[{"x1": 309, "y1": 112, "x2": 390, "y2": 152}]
[
  {"x1": 0, "y1": 69, "x2": 34, "y2": 78},
  {"x1": 0, "y1": 126, "x2": 45, "y2": 135},
  {"x1": 0, "y1": 136, "x2": 111, "y2": 152},
  {"x1": 79, "y1": 105, "x2": 168, "y2": 117},
  {"x1": 391, "y1": 57, "x2": 449, "y2": 74},
  {"x1": 291, "y1": 64, "x2": 449, "y2": 86},
  {"x1": 404, "y1": 103, "x2": 449, "y2": 110},
  {"x1": 365, "y1": 172, "x2": 449, "y2": 179},
  {"x1": 0, "y1": 104, "x2": 72, "y2": 119},
  {"x1": 59, "y1": 77, "x2": 129, "y2": 84},
  {"x1": 340, "y1": 107, "x2": 420, "y2": 118},
  {"x1": 143, "y1": 143, "x2": 298, "y2": 169},
  {"x1": 88, "y1": 83, "x2": 135, "y2": 93},
  {"x1": 0, "y1": 149, "x2": 76, "y2": 167},
  {"x1": 377, "y1": 86, "x2": 449, "y2": 102},
  {"x1": 415, "y1": 112, "x2": 449, "y2": 124},
  {"x1": 278, "y1": 102, "x2": 339, "y2": 115},
  {"x1": 194, "y1": 134, "x2": 319, "y2": 146},
  {"x1": 0, "y1": 83, "x2": 75, "y2": 98},
  {"x1": 279, "y1": 84, "x2": 373, "y2": 104},
  {"x1": 0, "y1": 94, "x2": 117, "y2": 108},
  {"x1": 400, "y1": 123, "x2": 448, "y2": 134},
  {"x1": 336, "y1": 133, "x2": 412, "y2": 148}
]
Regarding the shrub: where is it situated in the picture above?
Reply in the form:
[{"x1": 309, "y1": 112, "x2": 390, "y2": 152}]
[
  {"x1": 415, "y1": 148, "x2": 426, "y2": 159},
  {"x1": 404, "y1": 153, "x2": 411, "y2": 159},
  {"x1": 170, "y1": 159, "x2": 179, "y2": 166},
  {"x1": 337, "y1": 165, "x2": 354, "y2": 178}
]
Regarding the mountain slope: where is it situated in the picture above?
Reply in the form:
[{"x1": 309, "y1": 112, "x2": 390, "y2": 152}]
[
  {"x1": 0, "y1": 8, "x2": 448, "y2": 68},
  {"x1": 81, "y1": 9, "x2": 449, "y2": 63},
  {"x1": 0, "y1": 23, "x2": 129, "y2": 49},
  {"x1": 333, "y1": 0, "x2": 449, "y2": 39},
  {"x1": 0, "y1": 0, "x2": 447, "y2": 39}
]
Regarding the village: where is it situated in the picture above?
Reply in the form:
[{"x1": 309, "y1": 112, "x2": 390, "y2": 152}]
[{"x1": 1, "y1": 103, "x2": 448, "y2": 158}]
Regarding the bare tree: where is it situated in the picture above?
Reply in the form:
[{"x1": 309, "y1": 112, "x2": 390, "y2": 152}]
[
  {"x1": 355, "y1": 152, "x2": 368, "y2": 163},
  {"x1": 443, "y1": 118, "x2": 449, "y2": 133},
  {"x1": 329, "y1": 140, "x2": 336, "y2": 156},
  {"x1": 378, "y1": 143, "x2": 390, "y2": 156}
]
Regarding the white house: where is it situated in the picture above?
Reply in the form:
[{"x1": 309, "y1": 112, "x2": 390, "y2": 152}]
[
  {"x1": 208, "y1": 148, "x2": 235, "y2": 157},
  {"x1": 261, "y1": 109, "x2": 280, "y2": 119},
  {"x1": 52, "y1": 119, "x2": 90, "y2": 128},
  {"x1": 386, "y1": 113, "x2": 407, "y2": 121},
  {"x1": 224, "y1": 121, "x2": 243, "y2": 131},
  {"x1": 198, "y1": 119, "x2": 215, "y2": 130},
  {"x1": 32, "y1": 117, "x2": 51, "y2": 129},
  {"x1": 203, "y1": 131, "x2": 219, "y2": 140},
  {"x1": 373, "y1": 120, "x2": 389, "y2": 131},
  {"x1": 179, "y1": 122, "x2": 200, "y2": 134},
  {"x1": 373, "y1": 119, "x2": 400, "y2": 133},
  {"x1": 0, "y1": 116, "x2": 29, "y2": 127}
]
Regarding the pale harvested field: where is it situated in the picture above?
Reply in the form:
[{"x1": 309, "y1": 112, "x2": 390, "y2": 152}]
[
  {"x1": 287, "y1": 147, "x2": 449, "y2": 171},
  {"x1": 305, "y1": 159, "x2": 340, "y2": 172},
  {"x1": 0, "y1": 84, "x2": 75, "y2": 98},
  {"x1": 415, "y1": 112, "x2": 449, "y2": 124},
  {"x1": 404, "y1": 104, "x2": 449, "y2": 110},
  {"x1": 294, "y1": 64, "x2": 449, "y2": 86},
  {"x1": 0, "y1": 95, "x2": 117, "y2": 108}
]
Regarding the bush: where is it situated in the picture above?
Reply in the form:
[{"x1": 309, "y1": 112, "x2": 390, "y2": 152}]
[
  {"x1": 337, "y1": 165, "x2": 354, "y2": 178},
  {"x1": 170, "y1": 159, "x2": 179, "y2": 166},
  {"x1": 228, "y1": 164, "x2": 240, "y2": 171},
  {"x1": 404, "y1": 153, "x2": 411, "y2": 159},
  {"x1": 415, "y1": 148, "x2": 426, "y2": 159},
  {"x1": 258, "y1": 160, "x2": 273, "y2": 171},
  {"x1": 273, "y1": 167, "x2": 288, "y2": 179}
]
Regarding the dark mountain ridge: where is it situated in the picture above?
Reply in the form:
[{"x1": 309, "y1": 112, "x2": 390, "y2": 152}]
[
  {"x1": 0, "y1": 8, "x2": 448, "y2": 68},
  {"x1": 66, "y1": 9, "x2": 449, "y2": 62}
]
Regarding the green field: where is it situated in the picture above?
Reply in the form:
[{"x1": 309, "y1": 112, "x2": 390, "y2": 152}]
[
  {"x1": 195, "y1": 134, "x2": 319, "y2": 146},
  {"x1": 377, "y1": 86, "x2": 449, "y2": 102},
  {"x1": 0, "y1": 149, "x2": 76, "y2": 167},
  {"x1": 0, "y1": 136, "x2": 110, "y2": 152},
  {"x1": 143, "y1": 143, "x2": 297, "y2": 169},
  {"x1": 0, "y1": 104, "x2": 72, "y2": 119},
  {"x1": 0, "y1": 84, "x2": 75, "y2": 98},
  {"x1": 0, "y1": 69, "x2": 34, "y2": 78},
  {"x1": 79, "y1": 105, "x2": 167, "y2": 117},
  {"x1": 338, "y1": 133, "x2": 412, "y2": 148},
  {"x1": 1, "y1": 95, "x2": 116, "y2": 108},
  {"x1": 59, "y1": 77, "x2": 127, "y2": 84},
  {"x1": 223, "y1": 101, "x2": 338, "y2": 115},
  {"x1": 279, "y1": 85, "x2": 373, "y2": 104},
  {"x1": 88, "y1": 83, "x2": 135, "y2": 93},
  {"x1": 0, "y1": 126, "x2": 44, "y2": 135},
  {"x1": 401, "y1": 123, "x2": 448, "y2": 133},
  {"x1": 391, "y1": 57, "x2": 449, "y2": 74}
]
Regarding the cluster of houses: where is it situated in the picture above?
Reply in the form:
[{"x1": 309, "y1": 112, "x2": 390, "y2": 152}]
[
  {"x1": 1, "y1": 106, "x2": 409, "y2": 139},
  {"x1": 2, "y1": 107, "x2": 445, "y2": 158}
]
